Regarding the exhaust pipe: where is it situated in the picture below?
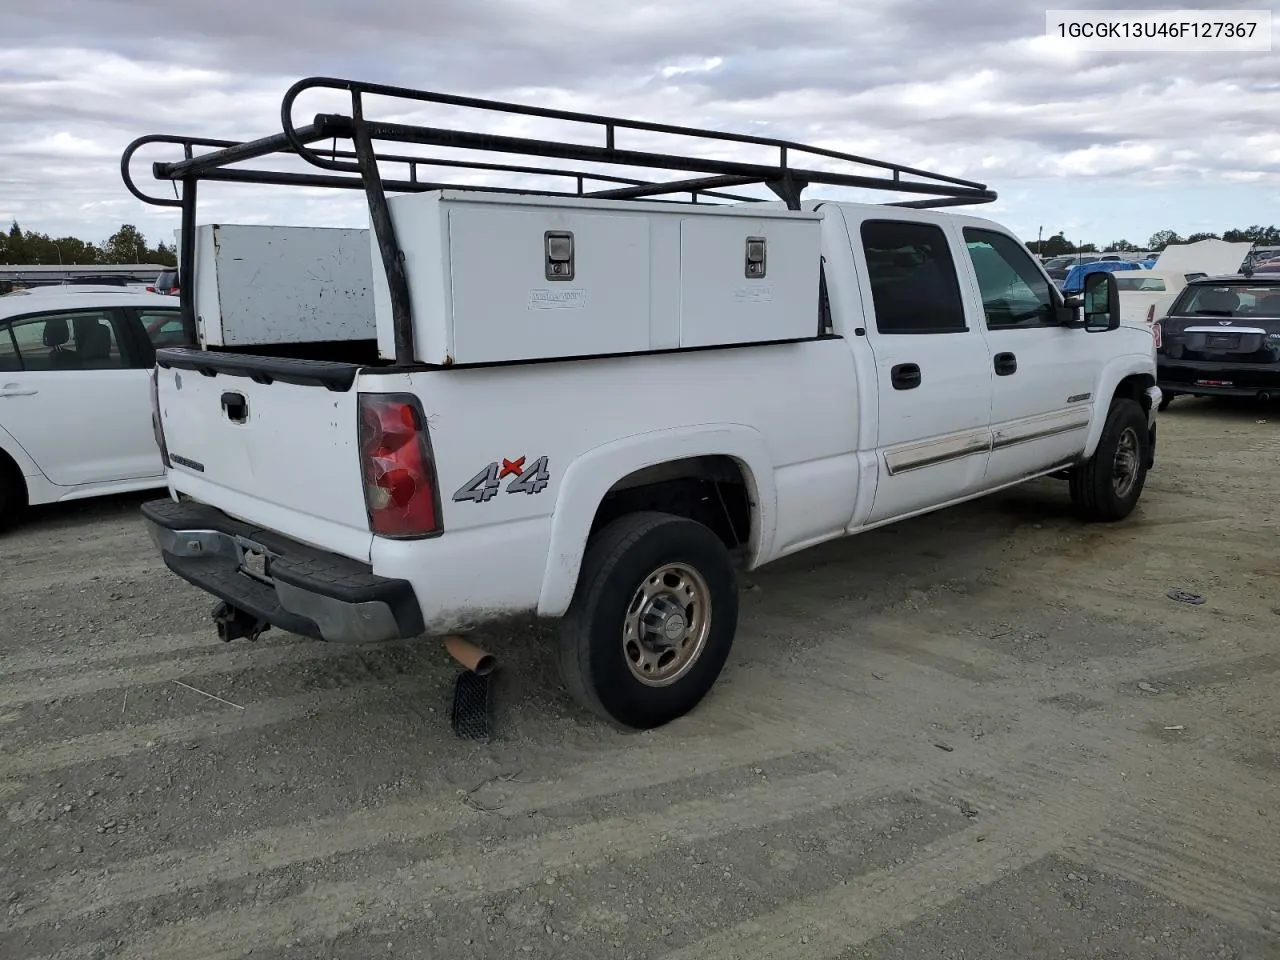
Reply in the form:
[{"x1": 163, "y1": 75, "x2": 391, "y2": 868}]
[
  {"x1": 211, "y1": 601, "x2": 269, "y2": 642},
  {"x1": 444, "y1": 635, "x2": 496, "y2": 675}
]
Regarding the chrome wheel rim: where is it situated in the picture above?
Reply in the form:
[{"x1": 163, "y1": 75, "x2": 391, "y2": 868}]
[
  {"x1": 622, "y1": 563, "x2": 712, "y2": 687},
  {"x1": 1113, "y1": 426, "x2": 1140, "y2": 499}
]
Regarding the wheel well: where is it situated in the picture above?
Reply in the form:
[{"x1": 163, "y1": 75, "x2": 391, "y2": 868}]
[
  {"x1": 0, "y1": 447, "x2": 29, "y2": 512},
  {"x1": 1114, "y1": 373, "x2": 1155, "y2": 414},
  {"x1": 590, "y1": 455, "x2": 754, "y2": 554}
]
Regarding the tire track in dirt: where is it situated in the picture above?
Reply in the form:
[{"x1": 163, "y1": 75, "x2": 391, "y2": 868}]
[
  {"x1": 27, "y1": 769, "x2": 932, "y2": 960},
  {"x1": 7, "y1": 665, "x2": 1002, "y2": 929},
  {"x1": 1082, "y1": 832, "x2": 1277, "y2": 934},
  {"x1": 0, "y1": 629, "x2": 293, "y2": 676},
  {"x1": 657, "y1": 736, "x2": 1280, "y2": 959},
  {"x1": 0, "y1": 638, "x2": 365, "y2": 709},
  {"x1": 0, "y1": 670, "x2": 438, "y2": 781}
]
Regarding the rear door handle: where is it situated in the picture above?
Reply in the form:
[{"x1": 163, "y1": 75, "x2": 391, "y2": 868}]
[
  {"x1": 890, "y1": 363, "x2": 921, "y2": 390},
  {"x1": 993, "y1": 352, "x2": 1017, "y2": 376},
  {"x1": 0, "y1": 384, "x2": 37, "y2": 397}
]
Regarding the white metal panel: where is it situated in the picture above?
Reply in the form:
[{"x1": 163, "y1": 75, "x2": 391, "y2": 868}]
[
  {"x1": 447, "y1": 205, "x2": 652, "y2": 364},
  {"x1": 378, "y1": 194, "x2": 451, "y2": 362},
  {"x1": 678, "y1": 215, "x2": 822, "y2": 348},
  {"x1": 191, "y1": 224, "x2": 376, "y2": 346},
  {"x1": 380, "y1": 190, "x2": 824, "y2": 365}
]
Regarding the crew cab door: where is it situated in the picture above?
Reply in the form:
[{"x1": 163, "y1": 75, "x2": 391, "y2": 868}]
[
  {"x1": 956, "y1": 227, "x2": 1098, "y2": 487},
  {"x1": 846, "y1": 214, "x2": 994, "y2": 524},
  {"x1": 0, "y1": 307, "x2": 161, "y2": 486}
]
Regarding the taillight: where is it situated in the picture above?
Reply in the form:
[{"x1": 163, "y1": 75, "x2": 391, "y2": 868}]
[
  {"x1": 358, "y1": 393, "x2": 442, "y2": 538},
  {"x1": 150, "y1": 367, "x2": 170, "y2": 467},
  {"x1": 1152, "y1": 319, "x2": 1163, "y2": 349}
]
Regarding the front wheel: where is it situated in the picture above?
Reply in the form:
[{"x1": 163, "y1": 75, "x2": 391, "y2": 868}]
[
  {"x1": 1068, "y1": 398, "x2": 1150, "y2": 522},
  {"x1": 557, "y1": 511, "x2": 739, "y2": 729}
]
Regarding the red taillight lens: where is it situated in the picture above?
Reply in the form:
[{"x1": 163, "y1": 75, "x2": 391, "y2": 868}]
[
  {"x1": 357, "y1": 393, "x2": 442, "y2": 537},
  {"x1": 1152, "y1": 319, "x2": 1163, "y2": 349},
  {"x1": 150, "y1": 367, "x2": 170, "y2": 467}
]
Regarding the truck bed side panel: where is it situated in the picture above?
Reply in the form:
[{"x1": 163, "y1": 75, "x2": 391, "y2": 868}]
[{"x1": 361, "y1": 338, "x2": 861, "y2": 628}]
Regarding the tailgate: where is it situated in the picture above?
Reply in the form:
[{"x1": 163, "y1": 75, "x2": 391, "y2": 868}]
[{"x1": 154, "y1": 349, "x2": 374, "y2": 562}]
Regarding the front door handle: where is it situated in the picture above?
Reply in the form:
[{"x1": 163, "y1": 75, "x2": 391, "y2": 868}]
[
  {"x1": 890, "y1": 363, "x2": 922, "y2": 390},
  {"x1": 0, "y1": 383, "x2": 37, "y2": 397},
  {"x1": 993, "y1": 352, "x2": 1017, "y2": 376}
]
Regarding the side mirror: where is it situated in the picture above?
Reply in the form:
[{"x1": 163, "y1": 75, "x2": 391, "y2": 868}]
[
  {"x1": 1060, "y1": 273, "x2": 1120, "y2": 330},
  {"x1": 1081, "y1": 271, "x2": 1120, "y2": 331}
]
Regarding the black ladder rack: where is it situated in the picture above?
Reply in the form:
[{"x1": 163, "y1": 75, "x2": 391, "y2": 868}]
[{"x1": 121, "y1": 75, "x2": 998, "y2": 365}]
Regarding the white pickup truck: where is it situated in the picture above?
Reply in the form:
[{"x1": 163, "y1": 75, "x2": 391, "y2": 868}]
[{"x1": 126, "y1": 78, "x2": 1159, "y2": 729}]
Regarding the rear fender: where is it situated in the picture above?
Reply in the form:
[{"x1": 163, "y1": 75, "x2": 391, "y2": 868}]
[
  {"x1": 536, "y1": 424, "x2": 776, "y2": 618},
  {"x1": 0, "y1": 424, "x2": 41, "y2": 478}
]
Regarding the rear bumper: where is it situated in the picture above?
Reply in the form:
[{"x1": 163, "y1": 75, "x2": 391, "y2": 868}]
[
  {"x1": 141, "y1": 498, "x2": 424, "y2": 643},
  {"x1": 1158, "y1": 358, "x2": 1280, "y2": 396}
]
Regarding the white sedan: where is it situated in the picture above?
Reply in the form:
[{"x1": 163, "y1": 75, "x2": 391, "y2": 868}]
[{"x1": 0, "y1": 286, "x2": 186, "y2": 529}]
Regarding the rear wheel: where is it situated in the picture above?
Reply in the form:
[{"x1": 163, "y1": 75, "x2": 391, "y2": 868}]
[
  {"x1": 0, "y1": 455, "x2": 28, "y2": 532},
  {"x1": 1068, "y1": 398, "x2": 1150, "y2": 522},
  {"x1": 557, "y1": 511, "x2": 739, "y2": 729}
]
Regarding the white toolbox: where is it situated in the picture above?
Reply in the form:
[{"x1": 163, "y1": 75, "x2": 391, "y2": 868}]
[
  {"x1": 372, "y1": 191, "x2": 823, "y2": 365},
  {"x1": 189, "y1": 224, "x2": 375, "y2": 346}
]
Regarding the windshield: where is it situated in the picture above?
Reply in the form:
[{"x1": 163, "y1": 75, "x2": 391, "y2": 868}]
[{"x1": 1171, "y1": 284, "x2": 1280, "y2": 317}]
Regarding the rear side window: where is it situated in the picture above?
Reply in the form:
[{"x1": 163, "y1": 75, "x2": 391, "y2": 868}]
[
  {"x1": 0, "y1": 327, "x2": 19, "y2": 372},
  {"x1": 860, "y1": 220, "x2": 967, "y2": 334},
  {"x1": 6, "y1": 310, "x2": 127, "y2": 371}
]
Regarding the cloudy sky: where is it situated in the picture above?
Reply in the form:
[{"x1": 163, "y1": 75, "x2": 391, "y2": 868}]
[{"x1": 1, "y1": 0, "x2": 1277, "y2": 253}]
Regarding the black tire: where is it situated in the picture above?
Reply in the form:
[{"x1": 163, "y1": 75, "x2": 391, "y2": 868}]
[
  {"x1": 1157, "y1": 392, "x2": 1174, "y2": 412},
  {"x1": 1068, "y1": 398, "x2": 1150, "y2": 522},
  {"x1": 0, "y1": 455, "x2": 27, "y2": 532},
  {"x1": 557, "y1": 511, "x2": 739, "y2": 729}
]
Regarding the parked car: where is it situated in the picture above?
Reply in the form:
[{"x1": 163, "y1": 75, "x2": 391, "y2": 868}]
[
  {"x1": 1115, "y1": 270, "x2": 1207, "y2": 329},
  {"x1": 148, "y1": 268, "x2": 180, "y2": 296},
  {"x1": 0, "y1": 289, "x2": 187, "y2": 528},
  {"x1": 1061, "y1": 259, "x2": 1145, "y2": 295},
  {"x1": 130, "y1": 77, "x2": 1161, "y2": 730},
  {"x1": 1043, "y1": 255, "x2": 1100, "y2": 283},
  {"x1": 1154, "y1": 275, "x2": 1280, "y2": 408}
]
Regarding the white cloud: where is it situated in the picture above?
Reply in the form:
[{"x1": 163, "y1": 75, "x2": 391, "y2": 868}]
[{"x1": 0, "y1": 0, "x2": 1276, "y2": 250}]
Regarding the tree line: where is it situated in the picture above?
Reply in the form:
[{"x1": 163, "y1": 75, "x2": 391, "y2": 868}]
[
  {"x1": 0, "y1": 222, "x2": 178, "y2": 267},
  {"x1": 1027, "y1": 225, "x2": 1280, "y2": 257}
]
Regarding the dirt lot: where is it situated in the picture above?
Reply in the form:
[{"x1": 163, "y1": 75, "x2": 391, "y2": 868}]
[{"x1": 2, "y1": 398, "x2": 1279, "y2": 960}]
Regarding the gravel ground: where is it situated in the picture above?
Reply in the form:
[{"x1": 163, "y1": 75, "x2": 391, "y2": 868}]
[{"x1": 2, "y1": 397, "x2": 1278, "y2": 960}]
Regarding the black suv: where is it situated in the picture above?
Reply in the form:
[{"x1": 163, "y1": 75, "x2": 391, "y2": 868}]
[{"x1": 1155, "y1": 275, "x2": 1280, "y2": 408}]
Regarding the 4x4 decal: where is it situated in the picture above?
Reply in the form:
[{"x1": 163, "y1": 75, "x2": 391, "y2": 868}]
[{"x1": 453, "y1": 456, "x2": 551, "y2": 503}]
